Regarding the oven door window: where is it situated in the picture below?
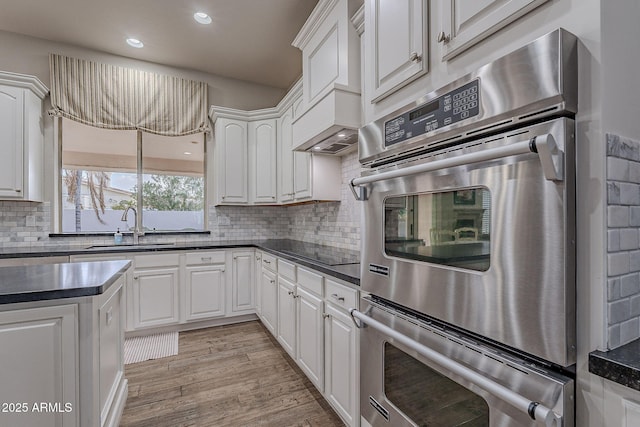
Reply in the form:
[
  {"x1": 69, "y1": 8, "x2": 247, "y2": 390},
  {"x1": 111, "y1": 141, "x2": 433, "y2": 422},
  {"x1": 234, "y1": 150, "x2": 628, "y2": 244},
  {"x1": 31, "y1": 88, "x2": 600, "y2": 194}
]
[
  {"x1": 384, "y1": 188, "x2": 490, "y2": 271},
  {"x1": 384, "y1": 343, "x2": 489, "y2": 426}
]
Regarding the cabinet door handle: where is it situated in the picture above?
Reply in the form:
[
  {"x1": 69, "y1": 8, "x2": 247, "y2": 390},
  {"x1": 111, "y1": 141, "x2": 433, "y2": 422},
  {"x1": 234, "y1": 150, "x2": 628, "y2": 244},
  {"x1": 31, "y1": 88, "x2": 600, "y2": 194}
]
[
  {"x1": 263, "y1": 260, "x2": 271, "y2": 264},
  {"x1": 269, "y1": 279, "x2": 275, "y2": 284},
  {"x1": 256, "y1": 256, "x2": 261, "y2": 261},
  {"x1": 15, "y1": 189, "x2": 21, "y2": 193},
  {"x1": 133, "y1": 276, "x2": 138, "y2": 280},
  {"x1": 323, "y1": 313, "x2": 331, "y2": 319},
  {"x1": 409, "y1": 51, "x2": 422, "y2": 62},
  {"x1": 288, "y1": 291, "x2": 294, "y2": 296},
  {"x1": 437, "y1": 31, "x2": 450, "y2": 44},
  {"x1": 331, "y1": 293, "x2": 345, "y2": 302},
  {"x1": 201, "y1": 257, "x2": 212, "y2": 262}
]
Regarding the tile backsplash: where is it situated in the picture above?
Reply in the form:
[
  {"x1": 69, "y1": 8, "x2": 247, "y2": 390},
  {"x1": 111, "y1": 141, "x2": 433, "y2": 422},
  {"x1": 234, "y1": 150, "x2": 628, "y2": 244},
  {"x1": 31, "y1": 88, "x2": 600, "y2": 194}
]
[
  {"x1": 0, "y1": 152, "x2": 362, "y2": 252},
  {"x1": 606, "y1": 133, "x2": 640, "y2": 349}
]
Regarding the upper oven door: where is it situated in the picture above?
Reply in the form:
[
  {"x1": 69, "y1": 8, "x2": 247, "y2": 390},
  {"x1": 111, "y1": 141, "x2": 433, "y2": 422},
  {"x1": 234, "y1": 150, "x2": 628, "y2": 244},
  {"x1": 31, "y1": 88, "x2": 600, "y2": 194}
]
[{"x1": 360, "y1": 117, "x2": 575, "y2": 367}]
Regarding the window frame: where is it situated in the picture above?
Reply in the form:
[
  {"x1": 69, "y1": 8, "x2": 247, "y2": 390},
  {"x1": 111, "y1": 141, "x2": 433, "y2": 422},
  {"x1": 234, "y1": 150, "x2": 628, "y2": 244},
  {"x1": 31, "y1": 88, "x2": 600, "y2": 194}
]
[{"x1": 55, "y1": 117, "x2": 208, "y2": 234}]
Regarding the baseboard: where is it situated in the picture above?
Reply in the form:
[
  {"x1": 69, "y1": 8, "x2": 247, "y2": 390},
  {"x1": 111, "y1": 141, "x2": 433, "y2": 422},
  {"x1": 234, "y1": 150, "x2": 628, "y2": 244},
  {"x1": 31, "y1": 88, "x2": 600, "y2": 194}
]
[
  {"x1": 125, "y1": 314, "x2": 259, "y2": 338},
  {"x1": 103, "y1": 378, "x2": 128, "y2": 427}
]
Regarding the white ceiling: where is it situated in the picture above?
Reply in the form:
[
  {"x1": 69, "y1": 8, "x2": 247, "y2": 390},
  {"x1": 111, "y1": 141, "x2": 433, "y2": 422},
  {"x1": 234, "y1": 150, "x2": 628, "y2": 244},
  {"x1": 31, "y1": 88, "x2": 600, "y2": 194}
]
[{"x1": 0, "y1": 0, "x2": 319, "y2": 89}]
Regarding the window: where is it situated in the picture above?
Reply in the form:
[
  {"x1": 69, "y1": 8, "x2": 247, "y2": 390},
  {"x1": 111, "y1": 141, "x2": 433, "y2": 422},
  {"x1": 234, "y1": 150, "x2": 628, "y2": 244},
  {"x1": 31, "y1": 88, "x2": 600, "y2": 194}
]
[{"x1": 60, "y1": 118, "x2": 205, "y2": 233}]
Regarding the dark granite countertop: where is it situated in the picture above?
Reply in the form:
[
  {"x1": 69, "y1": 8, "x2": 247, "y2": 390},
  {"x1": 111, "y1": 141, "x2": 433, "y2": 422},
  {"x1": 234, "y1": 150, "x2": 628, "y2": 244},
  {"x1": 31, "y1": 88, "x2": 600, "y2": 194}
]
[
  {"x1": 0, "y1": 239, "x2": 360, "y2": 285},
  {"x1": 0, "y1": 260, "x2": 131, "y2": 304},
  {"x1": 589, "y1": 339, "x2": 640, "y2": 391}
]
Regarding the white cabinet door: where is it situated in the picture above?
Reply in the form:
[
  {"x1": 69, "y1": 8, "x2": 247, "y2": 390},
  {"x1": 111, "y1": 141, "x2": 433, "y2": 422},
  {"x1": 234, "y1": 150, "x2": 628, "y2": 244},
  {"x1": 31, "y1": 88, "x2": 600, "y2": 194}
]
[
  {"x1": 250, "y1": 119, "x2": 278, "y2": 204},
  {"x1": 297, "y1": 286, "x2": 324, "y2": 391},
  {"x1": 439, "y1": 0, "x2": 549, "y2": 60},
  {"x1": 215, "y1": 117, "x2": 248, "y2": 204},
  {"x1": 132, "y1": 267, "x2": 180, "y2": 328},
  {"x1": 260, "y1": 268, "x2": 278, "y2": 336},
  {"x1": 293, "y1": 151, "x2": 312, "y2": 200},
  {"x1": 231, "y1": 250, "x2": 254, "y2": 314},
  {"x1": 184, "y1": 265, "x2": 225, "y2": 321},
  {"x1": 366, "y1": 0, "x2": 428, "y2": 102},
  {"x1": 277, "y1": 276, "x2": 297, "y2": 358},
  {"x1": 255, "y1": 252, "x2": 262, "y2": 315},
  {"x1": 98, "y1": 281, "x2": 125, "y2": 425},
  {"x1": 324, "y1": 303, "x2": 359, "y2": 427},
  {"x1": 278, "y1": 106, "x2": 294, "y2": 203},
  {"x1": 0, "y1": 305, "x2": 77, "y2": 427},
  {"x1": 0, "y1": 85, "x2": 24, "y2": 198}
]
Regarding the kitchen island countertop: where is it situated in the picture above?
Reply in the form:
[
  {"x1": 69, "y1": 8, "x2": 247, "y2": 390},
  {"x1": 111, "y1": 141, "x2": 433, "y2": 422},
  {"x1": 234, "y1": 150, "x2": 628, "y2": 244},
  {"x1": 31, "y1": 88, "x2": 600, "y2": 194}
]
[{"x1": 0, "y1": 260, "x2": 131, "y2": 304}]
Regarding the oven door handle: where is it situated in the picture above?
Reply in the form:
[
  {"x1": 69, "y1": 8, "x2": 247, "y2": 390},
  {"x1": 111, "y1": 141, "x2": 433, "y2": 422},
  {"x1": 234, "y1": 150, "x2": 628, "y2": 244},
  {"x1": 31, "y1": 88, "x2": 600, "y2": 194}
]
[
  {"x1": 349, "y1": 134, "x2": 563, "y2": 201},
  {"x1": 350, "y1": 308, "x2": 563, "y2": 427}
]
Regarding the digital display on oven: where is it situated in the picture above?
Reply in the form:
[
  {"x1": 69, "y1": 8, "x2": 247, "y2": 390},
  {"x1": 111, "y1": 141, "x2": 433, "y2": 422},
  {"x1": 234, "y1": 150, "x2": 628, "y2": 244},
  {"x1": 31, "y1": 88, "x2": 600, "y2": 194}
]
[
  {"x1": 409, "y1": 100, "x2": 439, "y2": 121},
  {"x1": 384, "y1": 79, "x2": 480, "y2": 147}
]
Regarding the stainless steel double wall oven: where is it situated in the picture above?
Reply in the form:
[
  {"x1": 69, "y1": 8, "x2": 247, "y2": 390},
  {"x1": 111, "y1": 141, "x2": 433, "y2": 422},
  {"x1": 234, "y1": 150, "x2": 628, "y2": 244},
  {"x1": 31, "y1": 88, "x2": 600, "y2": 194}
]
[{"x1": 350, "y1": 29, "x2": 578, "y2": 427}]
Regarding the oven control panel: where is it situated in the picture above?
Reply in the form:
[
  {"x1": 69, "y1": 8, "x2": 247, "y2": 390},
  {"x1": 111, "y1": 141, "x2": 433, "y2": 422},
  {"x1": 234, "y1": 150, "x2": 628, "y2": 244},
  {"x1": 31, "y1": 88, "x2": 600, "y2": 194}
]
[{"x1": 384, "y1": 79, "x2": 480, "y2": 147}]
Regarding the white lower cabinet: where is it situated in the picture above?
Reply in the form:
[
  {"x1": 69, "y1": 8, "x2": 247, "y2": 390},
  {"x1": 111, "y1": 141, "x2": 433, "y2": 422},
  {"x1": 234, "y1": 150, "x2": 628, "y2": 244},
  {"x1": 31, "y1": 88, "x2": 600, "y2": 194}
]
[
  {"x1": 260, "y1": 267, "x2": 278, "y2": 335},
  {"x1": 0, "y1": 304, "x2": 77, "y2": 427},
  {"x1": 277, "y1": 276, "x2": 297, "y2": 357},
  {"x1": 230, "y1": 250, "x2": 255, "y2": 315},
  {"x1": 184, "y1": 264, "x2": 225, "y2": 321},
  {"x1": 325, "y1": 302, "x2": 359, "y2": 427},
  {"x1": 255, "y1": 251, "x2": 263, "y2": 315},
  {"x1": 132, "y1": 265, "x2": 180, "y2": 329},
  {"x1": 297, "y1": 286, "x2": 325, "y2": 391},
  {"x1": 184, "y1": 251, "x2": 226, "y2": 321},
  {"x1": 255, "y1": 255, "x2": 360, "y2": 427}
]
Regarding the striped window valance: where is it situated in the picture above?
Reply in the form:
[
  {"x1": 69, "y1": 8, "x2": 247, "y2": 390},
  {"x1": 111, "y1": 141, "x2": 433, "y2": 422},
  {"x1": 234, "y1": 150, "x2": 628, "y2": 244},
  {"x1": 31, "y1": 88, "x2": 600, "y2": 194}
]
[{"x1": 49, "y1": 54, "x2": 208, "y2": 136}]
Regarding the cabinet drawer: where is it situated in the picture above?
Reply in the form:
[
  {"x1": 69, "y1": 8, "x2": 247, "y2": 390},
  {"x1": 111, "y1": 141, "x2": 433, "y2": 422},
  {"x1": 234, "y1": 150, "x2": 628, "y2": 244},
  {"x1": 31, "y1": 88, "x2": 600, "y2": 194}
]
[
  {"x1": 134, "y1": 253, "x2": 180, "y2": 268},
  {"x1": 185, "y1": 251, "x2": 225, "y2": 265},
  {"x1": 278, "y1": 259, "x2": 296, "y2": 282},
  {"x1": 297, "y1": 267, "x2": 323, "y2": 296},
  {"x1": 262, "y1": 253, "x2": 277, "y2": 272},
  {"x1": 325, "y1": 279, "x2": 358, "y2": 311}
]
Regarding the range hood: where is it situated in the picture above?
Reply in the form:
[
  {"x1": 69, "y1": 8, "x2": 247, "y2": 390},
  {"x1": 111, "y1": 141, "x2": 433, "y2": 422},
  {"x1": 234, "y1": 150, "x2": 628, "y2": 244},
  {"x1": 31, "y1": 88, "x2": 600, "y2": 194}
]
[
  {"x1": 292, "y1": 86, "x2": 361, "y2": 155},
  {"x1": 290, "y1": 0, "x2": 364, "y2": 156}
]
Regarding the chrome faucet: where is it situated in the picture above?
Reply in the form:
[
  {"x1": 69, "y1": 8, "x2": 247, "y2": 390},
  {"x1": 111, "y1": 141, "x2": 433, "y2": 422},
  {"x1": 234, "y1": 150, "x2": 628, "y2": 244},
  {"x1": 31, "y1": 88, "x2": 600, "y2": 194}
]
[{"x1": 121, "y1": 207, "x2": 143, "y2": 244}]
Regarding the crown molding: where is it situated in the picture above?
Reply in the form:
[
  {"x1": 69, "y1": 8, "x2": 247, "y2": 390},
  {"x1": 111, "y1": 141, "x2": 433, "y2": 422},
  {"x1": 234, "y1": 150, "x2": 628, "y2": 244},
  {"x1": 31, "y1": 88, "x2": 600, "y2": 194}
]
[
  {"x1": 209, "y1": 78, "x2": 302, "y2": 123},
  {"x1": 351, "y1": 4, "x2": 365, "y2": 36},
  {"x1": 292, "y1": 0, "x2": 340, "y2": 49},
  {"x1": 0, "y1": 71, "x2": 49, "y2": 99}
]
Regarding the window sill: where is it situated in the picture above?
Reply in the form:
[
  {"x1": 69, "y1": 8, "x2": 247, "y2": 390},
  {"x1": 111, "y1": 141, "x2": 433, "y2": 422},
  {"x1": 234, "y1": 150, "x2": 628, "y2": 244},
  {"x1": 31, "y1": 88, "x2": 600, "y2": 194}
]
[{"x1": 49, "y1": 231, "x2": 211, "y2": 238}]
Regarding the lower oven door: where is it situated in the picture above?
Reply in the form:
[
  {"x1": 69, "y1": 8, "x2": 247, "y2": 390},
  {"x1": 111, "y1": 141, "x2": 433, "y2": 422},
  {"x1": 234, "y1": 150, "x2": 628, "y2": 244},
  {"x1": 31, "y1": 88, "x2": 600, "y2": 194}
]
[{"x1": 357, "y1": 297, "x2": 574, "y2": 427}]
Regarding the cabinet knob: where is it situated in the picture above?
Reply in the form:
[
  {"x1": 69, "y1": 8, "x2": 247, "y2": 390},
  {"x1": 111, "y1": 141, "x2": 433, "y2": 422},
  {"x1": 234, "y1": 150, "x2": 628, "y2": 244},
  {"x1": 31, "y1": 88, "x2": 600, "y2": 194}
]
[
  {"x1": 269, "y1": 279, "x2": 275, "y2": 284},
  {"x1": 409, "y1": 51, "x2": 422, "y2": 62},
  {"x1": 15, "y1": 189, "x2": 21, "y2": 193},
  {"x1": 323, "y1": 313, "x2": 331, "y2": 319},
  {"x1": 133, "y1": 276, "x2": 138, "y2": 280},
  {"x1": 437, "y1": 31, "x2": 450, "y2": 44}
]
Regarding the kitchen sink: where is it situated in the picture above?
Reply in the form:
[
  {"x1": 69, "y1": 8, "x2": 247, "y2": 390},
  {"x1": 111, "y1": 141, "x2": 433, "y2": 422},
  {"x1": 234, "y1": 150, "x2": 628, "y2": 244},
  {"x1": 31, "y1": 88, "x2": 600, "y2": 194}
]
[{"x1": 85, "y1": 243, "x2": 176, "y2": 250}]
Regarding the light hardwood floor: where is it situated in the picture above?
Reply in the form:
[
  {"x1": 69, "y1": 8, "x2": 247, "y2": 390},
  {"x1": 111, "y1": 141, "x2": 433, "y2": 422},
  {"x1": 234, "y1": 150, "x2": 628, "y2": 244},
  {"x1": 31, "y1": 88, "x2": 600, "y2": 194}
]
[{"x1": 120, "y1": 321, "x2": 344, "y2": 427}]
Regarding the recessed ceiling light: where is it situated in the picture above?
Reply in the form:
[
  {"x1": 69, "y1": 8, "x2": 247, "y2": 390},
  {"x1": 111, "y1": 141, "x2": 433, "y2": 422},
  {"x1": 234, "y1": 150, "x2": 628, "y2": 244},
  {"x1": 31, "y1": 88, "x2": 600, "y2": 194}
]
[
  {"x1": 337, "y1": 133, "x2": 346, "y2": 137},
  {"x1": 183, "y1": 151, "x2": 192, "y2": 155},
  {"x1": 126, "y1": 38, "x2": 144, "y2": 48},
  {"x1": 313, "y1": 146, "x2": 322, "y2": 150},
  {"x1": 194, "y1": 12, "x2": 212, "y2": 24}
]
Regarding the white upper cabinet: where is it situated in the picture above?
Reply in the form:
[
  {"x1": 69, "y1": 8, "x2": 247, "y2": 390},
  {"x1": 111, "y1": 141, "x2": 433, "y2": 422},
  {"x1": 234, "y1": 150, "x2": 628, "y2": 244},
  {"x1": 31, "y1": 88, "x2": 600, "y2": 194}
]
[
  {"x1": 365, "y1": 0, "x2": 428, "y2": 103},
  {"x1": 0, "y1": 71, "x2": 48, "y2": 201},
  {"x1": 249, "y1": 119, "x2": 278, "y2": 204},
  {"x1": 213, "y1": 117, "x2": 248, "y2": 204},
  {"x1": 278, "y1": 106, "x2": 295, "y2": 203},
  {"x1": 438, "y1": 0, "x2": 550, "y2": 60}
]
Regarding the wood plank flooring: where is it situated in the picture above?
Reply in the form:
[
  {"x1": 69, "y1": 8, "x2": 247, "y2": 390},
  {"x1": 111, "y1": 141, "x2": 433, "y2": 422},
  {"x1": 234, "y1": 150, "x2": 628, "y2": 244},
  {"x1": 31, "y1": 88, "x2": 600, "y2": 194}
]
[{"x1": 120, "y1": 321, "x2": 345, "y2": 427}]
